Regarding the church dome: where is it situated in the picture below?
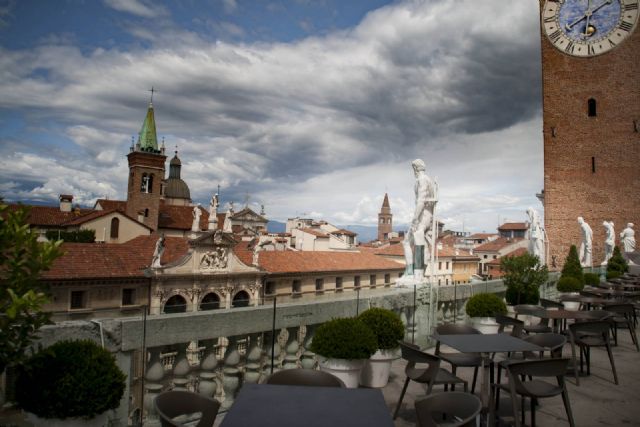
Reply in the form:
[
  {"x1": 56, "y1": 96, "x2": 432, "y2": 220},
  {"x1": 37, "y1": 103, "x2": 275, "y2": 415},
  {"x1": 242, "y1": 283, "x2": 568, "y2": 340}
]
[
  {"x1": 170, "y1": 155, "x2": 181, "y2": 166},
  {"x1": 165, "y1": 177, "x2": 191, "y2": 200}
]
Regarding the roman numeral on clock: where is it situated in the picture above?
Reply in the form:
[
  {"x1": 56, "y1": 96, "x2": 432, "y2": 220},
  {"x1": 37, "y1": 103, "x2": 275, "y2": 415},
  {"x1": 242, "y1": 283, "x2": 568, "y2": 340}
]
[
  {"x1": 624, "y1": 2, "x2": 638, "y2": 11},
  {"x1": 549, "y1": 29, "x2": 562, "y2": 42},
  {"x1": 588, "y1": 44, "x2": 596, "y2": 55},
  {"x1": 544, "y1": 16, "x2": 556, "y2": 23},
  {"x1": 619, "y1": 21, "x2": 634, "y2": 31},
  {"x1": 565, "y1": 40, "x2": 575, "y2": 54}
]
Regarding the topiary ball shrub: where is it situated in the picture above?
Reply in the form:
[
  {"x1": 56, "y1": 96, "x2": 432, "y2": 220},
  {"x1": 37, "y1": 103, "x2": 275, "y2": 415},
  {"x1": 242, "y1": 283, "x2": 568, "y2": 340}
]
[
  {"x1": 560, "y1": 245, "x2": 584, "y2": 284},
  {"x1": 556, "y1": 276, "x2": 583, "y2": 293},
  {"x1": 358, "y1": 308, "x2": 405, "y2": 350},
  {"x1": 583, "y1": 273, "x2": 600, "y2": 286},
  {"x1": 465, "y1": 293, "x2": 508, "y2": 318},
  {"x1": 310, "y1": 317, "x2": 377, "y2": 360},
  {"x1": 607, "y1": 246, "x2": 629, "y2": 277},
  {"x1": 15, "y1": 340, "x2": 126, "y2": 420}
]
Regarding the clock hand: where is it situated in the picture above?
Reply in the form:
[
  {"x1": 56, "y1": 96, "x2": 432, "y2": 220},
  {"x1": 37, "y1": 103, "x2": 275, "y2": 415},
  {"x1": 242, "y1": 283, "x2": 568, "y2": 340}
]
[
  {"x1": 583, "y1": 0, "x2": 592, "y2": 38},
  {"x1": 590, "y1": 0, "x2": 613, "y2": 16}
]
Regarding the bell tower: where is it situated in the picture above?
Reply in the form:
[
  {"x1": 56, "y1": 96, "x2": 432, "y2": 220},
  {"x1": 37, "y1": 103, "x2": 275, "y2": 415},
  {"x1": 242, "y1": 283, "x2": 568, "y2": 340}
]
[
  {"x1": 377, "y1": 193, "x2": 392, "y2": 242},
  {"x1": 540, "y1": 0, "x2": 640, "y2": 267},
  {"x1": 126, "y1": 102, "x2": 166, "y2": 231}
]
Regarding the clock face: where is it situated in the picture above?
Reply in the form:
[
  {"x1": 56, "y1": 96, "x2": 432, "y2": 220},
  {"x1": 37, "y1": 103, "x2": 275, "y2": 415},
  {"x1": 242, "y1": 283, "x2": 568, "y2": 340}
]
[{"x1": 542, "y1": 0, "x2": 640, "y2": 57}]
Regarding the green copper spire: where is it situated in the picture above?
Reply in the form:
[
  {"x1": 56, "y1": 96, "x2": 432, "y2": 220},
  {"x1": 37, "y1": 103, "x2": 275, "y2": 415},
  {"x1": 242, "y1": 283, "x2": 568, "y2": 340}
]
[{"x1": 138, "y1": 103, "x2": 158, "y2": 152}]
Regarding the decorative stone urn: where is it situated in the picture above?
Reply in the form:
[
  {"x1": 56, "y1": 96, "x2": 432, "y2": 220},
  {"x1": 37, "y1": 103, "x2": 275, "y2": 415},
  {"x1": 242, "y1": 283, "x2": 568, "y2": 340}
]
[
  {"x1": 317, "y1": 357, "x2": 365, "y2": 388},
  {"x1": 359, "y1": 348, "x2": 400, "y2": 388}
]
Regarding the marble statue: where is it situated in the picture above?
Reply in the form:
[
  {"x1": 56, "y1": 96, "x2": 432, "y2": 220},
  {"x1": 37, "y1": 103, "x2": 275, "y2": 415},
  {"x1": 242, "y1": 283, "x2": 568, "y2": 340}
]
[
  {"x1": 151, "y1": 234, "x2": 165, "y2": 268},
  {"x1": 526, "y1": 207, "x2": 546, "y2": 265},
  {"x1": 402, "y1": 159, "x2": 438, "y2": 282},
  {"x1": 620, "y1": 223, "x2": 636, "y2": 254},
  {"x1": 208, "y1": 194, "x2": 219, "y2": 231},
  {"x1": 223, "y1": 207, "x2": 233, "y2": 233},
  {"x1": 192, "y1": 205, "x2": 202, "y2": 232},
  {"x1": 602, "y1": 220, "x2": 615, "y2": 264},
  {"x1": 577, "y1": 217, "x2": 593, "y2": 267}
]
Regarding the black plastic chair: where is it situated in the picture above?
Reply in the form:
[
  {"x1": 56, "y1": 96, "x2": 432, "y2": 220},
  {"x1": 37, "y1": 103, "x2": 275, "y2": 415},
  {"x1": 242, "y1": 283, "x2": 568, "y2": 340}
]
[
  {"x1": 514, "y1": 305, "x2": 552, "y2": 334},
  {"x1": 495, "y1": 314, "x2": 525, "y2": 338},
  {"x1": 540, "y1": 298, "x2": 564, "y2": 310},
  {"x1": 154, "y1": 390, "x2": 220, "y2": 427},
  {"x1": 394, "y1": 341, "x2": 468, "y2": 420},
  {"x1": 604, "y1": 303, "x2": 640, "y2": 351},
  {"x1": 435, "y1": 324, "x2": 482, "y2": 393},
  {"x1": 490, "y1": 358, "x2": 575, "y2": 427},
  {"x1": 568, "y1": 320, "x2": 618, "y2": 385},
  {"x1": 415, "y1": 391, "x2": 481, "y2": 427},
  {"x1": 266, "y1": 368, "x2": 345, "y2": 387}
]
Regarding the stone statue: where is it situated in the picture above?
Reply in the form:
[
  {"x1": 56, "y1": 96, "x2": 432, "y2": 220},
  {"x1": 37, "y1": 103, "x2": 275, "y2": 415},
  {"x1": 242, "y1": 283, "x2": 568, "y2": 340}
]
[
  {"x1": 208, "y1": 194, "x2": 219, "y2": 231},
  {"x1": 151, "y1": 234, "x2": 165, "y2": 268},
  {"x1": 200, "y1": 247, "x2": 228, "y2": 270},
  {"x1": 620, "y1": 223, "x2": 636, "y2": 254},
  {"x1": 602, "y1": 220, "x2": 615, "y2": 264},
  {"x1": 402, "y1": 159, "x2": 438, "y2": 282},
  {"x1": 192, "y1": 205, "x2": 202, "y2": 232},
  {"x1": 223, "y1": 207, "x2": 233, "y2": 233},
  {"x1": 526, "y1": 207, "x2": 546, "y2": 265},
  {"x1": 577, "y1": 217, "x2": 592, "y2": 267}
]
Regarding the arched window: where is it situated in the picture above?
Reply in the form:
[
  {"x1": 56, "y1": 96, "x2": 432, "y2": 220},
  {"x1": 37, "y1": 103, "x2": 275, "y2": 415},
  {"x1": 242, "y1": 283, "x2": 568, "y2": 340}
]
[
  {"x1": 144, "y1": 208, "x2": 149, "y2": 217},
  {"x1": 110, "y1": 217, "x2": 119, "y2": 239},
  {"x1": 232, "y1": 291, "x2": 250, "y2": 308},
  {"x1": 379, "y1": 218, "x2": 384, "y2": 224},
  {"x1": 164, "y1": 295, "x2": 187, "y2": 314},
  {"x1": 588, "y1": 98, "x2": 597, "y2": 117},
  {"x1": 141, "y1": 173, "x2": 149, "y2": 192},
  {"x1": 200, "y1": 293, "x2": 221, "y2": 311},
  {"x1": 148, "y1": 174, "x2": 154, "y2": 193}
]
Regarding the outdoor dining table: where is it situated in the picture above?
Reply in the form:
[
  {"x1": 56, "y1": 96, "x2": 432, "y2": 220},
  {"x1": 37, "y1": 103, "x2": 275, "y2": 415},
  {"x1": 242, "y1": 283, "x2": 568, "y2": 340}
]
[
  {"x1": 538, "y1": 308, "x2": 611, "y2": 332},
  {"x1": 432, "y1": 333, "x2": 543, "y2": 412},
  {"x1": 583, "y1": 287, "x2": 640, "y2": 298},
  {"x1": 219, "y1": 383, "x2": 393, "y2": 427},
  {"x1": 558, "y1": 294, "x2": 628, "y2": 310}
]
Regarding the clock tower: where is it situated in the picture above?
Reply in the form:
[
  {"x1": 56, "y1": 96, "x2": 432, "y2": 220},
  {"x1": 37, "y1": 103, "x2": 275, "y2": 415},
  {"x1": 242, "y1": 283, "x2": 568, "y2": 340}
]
[{"x1": 540, "y1": 0, "x2": 640, "y2": 267}]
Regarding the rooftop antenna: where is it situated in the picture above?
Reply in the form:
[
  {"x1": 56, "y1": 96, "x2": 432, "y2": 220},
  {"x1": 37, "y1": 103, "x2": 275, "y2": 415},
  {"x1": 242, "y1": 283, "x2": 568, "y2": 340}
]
[{"x1": 148, "y1": 86, "x2": 157, "y2": 104}]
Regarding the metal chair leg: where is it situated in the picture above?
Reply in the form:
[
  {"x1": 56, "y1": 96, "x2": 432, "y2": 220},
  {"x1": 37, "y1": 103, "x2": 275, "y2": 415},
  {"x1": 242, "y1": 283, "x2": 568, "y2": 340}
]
[
  {"x1": 561, "y1": 386, "x2": 576, "y2": 427},
  {"x1": 605, "y1": 342, "x2": 619, "y2": 385},
  {"x1": 393, "y1": 376, "x2": 410, "y2": 419},
  {"x1": 471, "y1": 366, "x2": 478, "y2": 394}
]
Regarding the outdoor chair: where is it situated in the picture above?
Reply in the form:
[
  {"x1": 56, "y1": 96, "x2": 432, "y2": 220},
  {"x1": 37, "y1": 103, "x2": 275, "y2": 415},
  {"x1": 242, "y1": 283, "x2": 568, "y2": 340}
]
[
  {"x1": 415, "y1": 391, "x2": 481, "y2": 427},
  {"x1": 154, "y1": 390, "x2": 220, "y2": 427},
  {"x1": 540, "y1": 298, "x2": 564, "y2": 310},
  {"x1": 603, "y1": 303, "x2": 639, "y2": 351},
  {"x1": 514, "y1": 305, "x2": 552, "y2": 334},
  {"x1": 568, "y1": 320, "x2": 618, "y2": 385},
  {"x1": 394, "y1": 341, "x2": 468, "y2": 420},
  {"x1": 265, "y1": 368, "x2": 345, "y2": 387},
  {"x1": 496, "y1": 314, "x2": 525, "y2": 338},
  {"x1": 490, "y1": 358, "x2": 575, "y2": 427},
  {"x1": 435, "y1": 324, "x2": 482, "y2": 393}
]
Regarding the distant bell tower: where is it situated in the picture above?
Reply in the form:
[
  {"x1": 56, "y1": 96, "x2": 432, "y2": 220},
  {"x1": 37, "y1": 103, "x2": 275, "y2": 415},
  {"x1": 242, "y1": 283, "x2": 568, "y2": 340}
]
[
  {"x1": 378, "y1": 193, "x2": 392, "y2": 241},
  {"x1": 126, "y1": 101, "x2": 166, "y2": 231}
]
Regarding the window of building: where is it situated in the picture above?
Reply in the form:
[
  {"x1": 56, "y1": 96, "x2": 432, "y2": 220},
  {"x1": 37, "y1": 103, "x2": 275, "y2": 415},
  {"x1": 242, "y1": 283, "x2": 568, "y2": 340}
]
[
  {"x1": 446, "y1": 261, "x2": 450, "y2": 269},
  {"x1": 200, "y1": 293, "x2": 221, "y2": 310},
  {"x1": 592, "y1": 157, "x2": 596, "y2": 173},
  {"x1": 493, "y1": 255, "x2": 497, "y2": 259},
  {"x1": 438, "y1": 279, "x2": 441, "y2": 285},
  {"x1": 588, "y1": 98, "x2": 597, "y2": 117},
  {"x1": 164, "y1": 295, "x2": 187, "y2": 313},
  {"x1": 315, "y1": 278, "x2": 324, "y2": 293},
  {"x1": 370, "y1": 274, "x2": 377, "y2": 287},
  {"x1": 265, "y1": 281, "x2": 276, "y2": 296},
  {"x1": 70, "y1": 290, "x2": 86, "y2": 310},
  {"x1": 232, "y1": 291, "x2": 250, "y2": 308},
  {"x1": 354, "y1": 275, "x2": 361, "y2": 289},
  {"x1": 110, "y1": 217, "x2": 120, "y2": 239},
  {"x1": 384, "y1": 273, "x2": 390, "y2": 285},
  {"x1": 484, "y1": 255, "x2": 487, "y2": 259},
  {"x1": 336, "y1": 277, "x2": 343, "y2": 291},
  {"x1": 438, "y1": 261, "x2": 442, "y2": 270},
  {"x1": 144, "y1": 208, "x2": 149, "y2": 218},
  {"x1": 446, "y1": 278, "x2": 449, "y2": 285},
  {"x1": 292, "y1": 279, "x2": 302, "y2": 294},
  {"x1": 122, "y1": 288, "x2": 135, "y2": 306}
]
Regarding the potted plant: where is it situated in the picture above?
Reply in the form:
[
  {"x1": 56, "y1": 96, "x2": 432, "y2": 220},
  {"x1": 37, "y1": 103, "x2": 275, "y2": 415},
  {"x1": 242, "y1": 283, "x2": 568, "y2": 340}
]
[
  {"x1": 502, "y1": 253, "x2": 549, "y2": 307},
  {"x1": 606, "y1": 246, "x2": 628, "y2": 280},
  {"x1": 584, "y1": 272, "x2": 600, "y2": 286},
  {"x1": 15, "y1": 339, "x2": 126, "y2": 427},
  {"x1": 464, "y1": 293, "x2": 507, "y2": 334},
  {"x1": 557, "y1": 245, "x2": 585, "y2": 310},
  {"x1": 310, "y1": 317, "x2": 377, "y2": 388},
  {"x1": 357, "y1": 308, "x2": 405, "y2": 387}
]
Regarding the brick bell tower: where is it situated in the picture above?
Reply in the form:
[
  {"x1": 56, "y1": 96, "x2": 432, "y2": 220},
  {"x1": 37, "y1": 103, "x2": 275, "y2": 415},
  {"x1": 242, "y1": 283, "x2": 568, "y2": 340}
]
[
  {"x1": 378, "y1": 193, "x2": 392, "y2": 242},
  {"x1": 126, "y1": 101, "x2": 166, "y2": 231},
  {"x1": 539, "y1": 0, "x2": 640, "y2": 268}
]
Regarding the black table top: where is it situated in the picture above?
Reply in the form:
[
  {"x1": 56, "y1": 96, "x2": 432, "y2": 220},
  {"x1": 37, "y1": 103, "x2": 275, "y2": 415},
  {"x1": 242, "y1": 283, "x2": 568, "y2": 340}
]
[
  {"x1": 433, "y1": 333, "x2": 543, "y2": 354},
  {"x1": 220, "y1": 383, "x2": 394, "y2": 427}
]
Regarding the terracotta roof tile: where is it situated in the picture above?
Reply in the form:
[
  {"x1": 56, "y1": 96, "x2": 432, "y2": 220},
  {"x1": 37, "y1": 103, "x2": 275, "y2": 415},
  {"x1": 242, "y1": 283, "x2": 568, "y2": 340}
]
[
  {"x1": 300, "y1": 228, "x2": 329, "y2": 238},
  {"x1": 487, "y1": 247, "x2": 528, "y2": 265},
  {"x1": 474, "y1": 237, "x2": 524, "y2": 252},
  {"x1": 256, "y1": 251, "x2": 404, "y2": 274},
  {"x1": 5, "y1": 204, "x2": 93, "y2": 227},
  {"x1": 94, "y1": 199, "x2": 127, "y2": 211},
  {"x1": 498, "y1": 222, "x2": 528, "y2": 231},
  {"x1": 42, "y1": 235, "x2": 189, "y2": 280},
  {"x1": 468, "y1": 233, "x2": 498, "y2": 239},
  {"x1": 372, "y1": 244, "x2": 404, "y2": 256},
  {"x1": 158, "y1": 202, "x2": 210, "y2": 231},
  {"x1": 333, "y1": 228, "x2": 357, "y2": 236}
]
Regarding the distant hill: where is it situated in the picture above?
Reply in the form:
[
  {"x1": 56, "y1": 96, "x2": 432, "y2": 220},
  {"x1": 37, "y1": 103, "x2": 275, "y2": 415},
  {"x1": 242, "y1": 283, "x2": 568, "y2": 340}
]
[{"x1": 267, "y1": 220, "x2": 286, "y2": 233}]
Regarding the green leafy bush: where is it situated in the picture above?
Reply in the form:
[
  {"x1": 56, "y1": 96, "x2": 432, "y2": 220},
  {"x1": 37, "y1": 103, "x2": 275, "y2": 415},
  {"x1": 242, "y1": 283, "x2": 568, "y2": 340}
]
[
  {"x1": 607, "y1": 246, "x2": 628, "y2": 276},
  {"x1": 606, "y1": 270, "x2": 622, "y2": 281},
  {"x1": 583, "y1": 273, "x2": 600, "y2": 286},
  {"x1": 15, "y1": 340, "x2": 126, "y2": 419},
  {"x1": 501, "y1": 253, "x2": 548, "y2": 305},
  {"x1": 556, "y1": 276, "x2": 583, "y2": 293},
  {"x1": 310, "y1": 317, "x2": 377, "y2": 360},
  {"x1": 465, "y1": 293, "x2": 507, "y2": 318},
  {"x1": 560, "y1": 245, "x2": 584, "y2": 285},
  {"x1": 358, "y1": 308, "x2": 405, "y2": 350},
  {"x1": 45, "y1": 229, "x2": 95, "y2": 243}
]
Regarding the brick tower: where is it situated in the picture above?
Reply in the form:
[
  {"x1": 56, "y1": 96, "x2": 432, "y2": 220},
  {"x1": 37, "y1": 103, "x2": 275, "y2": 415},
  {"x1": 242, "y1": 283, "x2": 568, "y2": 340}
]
[
  {"x1": 539, "y1": 0, "x2": 640, "y2": 268},
  {"x1": 126, "y1": 102, "x2": 166, "y2": 231},
  {"x1": 377, "y1": 193, "x2": 392, "y2": 242}
]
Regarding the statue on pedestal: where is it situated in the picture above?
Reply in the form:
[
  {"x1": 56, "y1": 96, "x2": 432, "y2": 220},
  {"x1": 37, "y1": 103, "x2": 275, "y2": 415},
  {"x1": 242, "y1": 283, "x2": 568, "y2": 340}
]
[
  {"x1": 577, "y1": 217, "x2": 592, "y2": 267},
  {"x1": 602, "y1": 220, "x2": 615, "y2": 265},
  {"x1": 401, "y1": 159, "x2": 438, "y2": 283},
  {"x1": 151, "y1": 234, "x2": 165, "y2": 268},
  {"x1": 192, "y1": 205, "x2": 202, "y2": 232},
  {"x1": 620, "y1": 223, "x2": 636, "y2": 261},
  {"x1": 208, "y1": 193, "x2": 219, "y2": 231},
  {"x1": 526, "y1": 207, "x2": 546, "y2": 265}
]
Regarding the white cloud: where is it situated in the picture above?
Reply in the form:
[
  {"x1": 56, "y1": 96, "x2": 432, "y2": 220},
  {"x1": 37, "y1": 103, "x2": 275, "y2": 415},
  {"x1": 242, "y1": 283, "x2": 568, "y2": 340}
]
[
  {"x1": 222, "y1": 0, "x2": 238, "y2": 14},
  {"x1": 103, "y1": 0, "x2": 168, "y2": 18}
]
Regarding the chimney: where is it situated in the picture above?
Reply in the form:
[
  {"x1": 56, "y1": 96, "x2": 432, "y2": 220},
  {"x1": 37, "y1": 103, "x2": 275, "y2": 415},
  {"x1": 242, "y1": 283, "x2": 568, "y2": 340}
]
[{"x1": 59, "y1": 194, "x2": 73, "y2": 212}]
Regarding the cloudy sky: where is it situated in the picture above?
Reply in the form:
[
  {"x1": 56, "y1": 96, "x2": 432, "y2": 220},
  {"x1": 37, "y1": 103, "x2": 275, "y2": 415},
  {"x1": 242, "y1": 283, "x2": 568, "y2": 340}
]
[{"x1": 0, "y1": 0, "x2": 545, "y2": 233}]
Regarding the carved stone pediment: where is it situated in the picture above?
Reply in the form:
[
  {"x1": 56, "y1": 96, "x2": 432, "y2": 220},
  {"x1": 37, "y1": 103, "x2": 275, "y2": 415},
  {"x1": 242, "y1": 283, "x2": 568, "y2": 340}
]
[
  {"x1": 199, "y1": 247, "x2": 228, "y2": 270},
  {"x1": 190, "y1": 230, "x2": 236, "y2": 248}
]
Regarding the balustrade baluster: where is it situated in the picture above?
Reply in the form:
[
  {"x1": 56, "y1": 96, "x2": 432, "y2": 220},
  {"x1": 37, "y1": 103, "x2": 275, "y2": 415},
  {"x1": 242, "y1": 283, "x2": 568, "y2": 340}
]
[
  {"x1": 222, "y1": 336, "x2": 242, "y2": 410},
  {"x1": 282, "y1": 326, "x2": 300, "y2": 369},
  {"x1": 244, "y1": 333, "x2": 264, "y2": 384},
  {"x1": 143, "y1": 347, "x2": 165, "y2": 426},
  {"x1": 198, "y1": 339, "x2": 219, "y2": 398},
  {"x1": 172, "y1": 343, "x2": 191, "y2": 390},
  {"x1": 263, "y1": 329, "x2": 282, "y2": 374},
  {"x1": 300, "y1": 324, "x2": 317, "y2": 369}
]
